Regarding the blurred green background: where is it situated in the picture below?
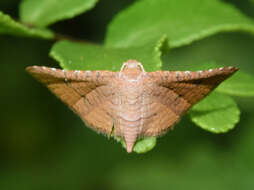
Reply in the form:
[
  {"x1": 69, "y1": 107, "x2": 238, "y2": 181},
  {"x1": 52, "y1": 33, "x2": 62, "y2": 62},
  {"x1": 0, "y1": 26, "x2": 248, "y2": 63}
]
[{"x1": 1, "y1": 0, "x2": 254, "y2": 189}]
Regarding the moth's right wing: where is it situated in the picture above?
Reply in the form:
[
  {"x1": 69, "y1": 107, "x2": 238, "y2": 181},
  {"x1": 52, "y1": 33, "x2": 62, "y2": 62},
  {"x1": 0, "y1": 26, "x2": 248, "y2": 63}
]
[
  {"x1": 141, "y1": 67, "x2": 238, "y2": 136},
  {"x1": 149, "y1": 67, "x2": 238, "y2": 109},
  {"x1": 26, "y1": 66, "x2": 118, "y2": 136}
]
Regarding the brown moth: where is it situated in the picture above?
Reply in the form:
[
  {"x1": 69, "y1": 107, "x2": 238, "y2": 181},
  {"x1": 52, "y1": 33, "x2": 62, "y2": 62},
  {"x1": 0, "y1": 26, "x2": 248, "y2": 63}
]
[{"x1": 26, "y1": 60, "x2": 238, "y2": 153}]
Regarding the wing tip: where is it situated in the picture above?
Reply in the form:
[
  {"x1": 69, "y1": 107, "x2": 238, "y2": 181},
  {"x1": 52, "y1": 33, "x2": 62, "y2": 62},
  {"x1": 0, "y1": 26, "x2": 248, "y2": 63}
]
[
  {"x1": 222, "y1": 66, "x2": 238, "y2": 71},
  {"x1": 26, "y1": 65, "x2": 44, "y2": 74},
  {"x1": 217, "y1": 66, "x2": 238, "y2": 76},
  {"x1": 226, "y1": 66, "x2": 239, "y2": 76},
  {"x1": 25, "y1": 65, "x2": 35, "y2": 73},
  {"x1": 227, "y1": 66, "x2": 239, "y2": 71},
  {"x1": 26, "y1": 65, "x2": 61, "y2": 75}
]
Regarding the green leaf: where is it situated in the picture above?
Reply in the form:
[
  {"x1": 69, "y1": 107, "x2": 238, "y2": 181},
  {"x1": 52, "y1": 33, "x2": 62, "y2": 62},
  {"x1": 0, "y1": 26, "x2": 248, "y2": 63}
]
[
  {"x1": 50, "y1": 36, "x2": 168, "y2": 72},
  {"x1": 118, "y1": 137, "x2": 157, "y2": 154},
  {"x1": 162, "y1": 61, "x2": 254, "y2": 97},
  {"x1": 20, "y1": 0, "x2": 98, "y2": 27},
  {"x1": 0, "y1": 11, "x2": 53, "y2": 39},
  {"x1": 105, "y1": 0, "x2": 254, "y2": 48},
  {"x1": 189, "y1": 92, "x2": 240, "y2": 133},
  {"x1": 216, "y1": 71, "x2": 254, "y2": 97}
]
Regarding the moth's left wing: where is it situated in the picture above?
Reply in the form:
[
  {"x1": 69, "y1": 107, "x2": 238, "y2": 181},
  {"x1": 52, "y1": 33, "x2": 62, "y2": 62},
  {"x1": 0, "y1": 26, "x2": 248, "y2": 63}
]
[
  {"x1": 26, "y1": 66, "x2": 117, "y2": 136},
  {"x1": 141, "y1": 67, "x2": 238, "y2": 136}
]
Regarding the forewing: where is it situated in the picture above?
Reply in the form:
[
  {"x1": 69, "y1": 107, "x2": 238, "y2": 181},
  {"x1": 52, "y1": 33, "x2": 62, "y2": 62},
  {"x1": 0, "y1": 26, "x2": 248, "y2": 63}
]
[
  {"x1": 142, "y1": 67, "x2": 238, "y2": 136},
  {"x1": 26, "y1": 66, "x2": 117, "y2": 136}
]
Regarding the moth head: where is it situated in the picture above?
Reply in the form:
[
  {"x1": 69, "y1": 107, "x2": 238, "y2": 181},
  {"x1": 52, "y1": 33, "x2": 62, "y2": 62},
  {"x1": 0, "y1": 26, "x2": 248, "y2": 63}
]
[{"x1": 120, "y1": 60, "x2": 145, "y2": 72}]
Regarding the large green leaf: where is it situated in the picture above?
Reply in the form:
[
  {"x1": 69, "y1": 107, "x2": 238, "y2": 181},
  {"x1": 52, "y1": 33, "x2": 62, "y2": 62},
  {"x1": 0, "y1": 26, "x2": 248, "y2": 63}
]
[
  {"x1": 0, "y1": 11, "x2": 53, "y2": 39},
  {"x1": 105, "y1": 0, "x2": 254, "y2": 48},
  {"x1": 189, "y1": 92, "x2": 240, "y2": 133},
  {"x1": 19, "y1": 0, "x2": 98, "y2": 27},
  {"x1": 50, "y1": 36, "x2": 168, "y2": 72}
]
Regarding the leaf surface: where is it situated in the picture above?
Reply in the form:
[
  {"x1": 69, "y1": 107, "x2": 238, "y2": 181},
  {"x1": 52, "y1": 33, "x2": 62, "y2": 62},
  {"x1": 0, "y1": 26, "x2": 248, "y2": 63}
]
[
  {"x1": 106, "y1": 0, "x2": 254, "y2": 48},
  {"x1": 0, "y1": 11, "x2": 53, "y2": 39},
  {"x1": 50, "y1": 36, "x2": 168, "y2": 72},
  {"x1": 216, "y1": 71, "x2": 254, "y2": 96},
  {"x1": 189, "y1": 92, "x2": 240, "y2": 133},
  {"x1": 20, "y1": 0, "x2": 98, "y2": 27}
]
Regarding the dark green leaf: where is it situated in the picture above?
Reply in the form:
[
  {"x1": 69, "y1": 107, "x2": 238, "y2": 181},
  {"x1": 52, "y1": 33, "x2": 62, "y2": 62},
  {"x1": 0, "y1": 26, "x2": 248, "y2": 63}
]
[
  {"x1": 20, "y1": 0, "x2": 98, "y2": 27},
  {"x1": 0, "y1": 11, "x2": 53, "y2": 39}
]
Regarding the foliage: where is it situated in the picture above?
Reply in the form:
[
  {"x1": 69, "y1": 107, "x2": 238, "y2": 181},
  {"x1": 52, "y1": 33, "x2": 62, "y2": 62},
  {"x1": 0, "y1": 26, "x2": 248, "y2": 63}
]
[
  {"x1": 0, "y1": 11, "x2": 53, "y2": 38},
  {"x1": 189, "y1": 92, "x2": 240, "y2": 133},
  {"x1": 50, "y1": 36, "x2": 167, "y2": 71},
  {"x1": 105, "y1": 0, "x2": 254, "y2": 48},
  {"x1": 19, "y1": 0, "x2": 98, "y2": 27},
  {"x1": 1, "y1": 0, "x2": 254, "y2": 189},
  {"x1": 1, "y1": 0, "x2": 254, "y2": 154}
]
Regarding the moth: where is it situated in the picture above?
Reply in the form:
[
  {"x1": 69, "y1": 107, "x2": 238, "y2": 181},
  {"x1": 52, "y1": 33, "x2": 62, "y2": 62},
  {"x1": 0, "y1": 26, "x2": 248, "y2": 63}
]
[{"x1": 26, "y1": 60, "x2": 238, "y2": 153}]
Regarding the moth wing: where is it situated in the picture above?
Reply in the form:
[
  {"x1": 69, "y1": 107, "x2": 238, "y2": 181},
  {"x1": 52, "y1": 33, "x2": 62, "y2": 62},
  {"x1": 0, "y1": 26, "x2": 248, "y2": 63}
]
[
  {"x1": 26, "y1": 66, "x2": 117, "y2": 136},
  {"x1": 142, "y1": 67, "x2": 238, "y2": 136},
  {"x1": 140, "y1": 99, "x2": 180, "y2": 137}
]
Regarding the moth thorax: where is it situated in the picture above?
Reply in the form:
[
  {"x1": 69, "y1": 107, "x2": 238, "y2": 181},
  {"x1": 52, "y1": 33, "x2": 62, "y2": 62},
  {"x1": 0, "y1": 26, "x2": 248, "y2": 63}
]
[
  {"x1": 120, "y1": 60, "x2": 145, "y2": 81},
  {"x1": 120, "y1": 60, "x2": 145, "y2": 71}
]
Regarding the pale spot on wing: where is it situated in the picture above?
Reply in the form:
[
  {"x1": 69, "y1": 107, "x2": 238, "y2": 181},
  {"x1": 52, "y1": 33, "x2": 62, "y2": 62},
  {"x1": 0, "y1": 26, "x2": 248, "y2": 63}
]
[
  {"x1": 96, "y1": 71, "x2": 100, "y2": 78},
  {"x1": 185, "y1": 71, "x2": 191, "y2": 78},
  {"x1": 86, "y1": 71, "x2": 91, "y2": 77},
  {"x1": 175, "y1": 71, "x2": 180, "y2": 80},
  {"x1": 198, "y1": 70, "x2": 203, "y2": 77}
]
